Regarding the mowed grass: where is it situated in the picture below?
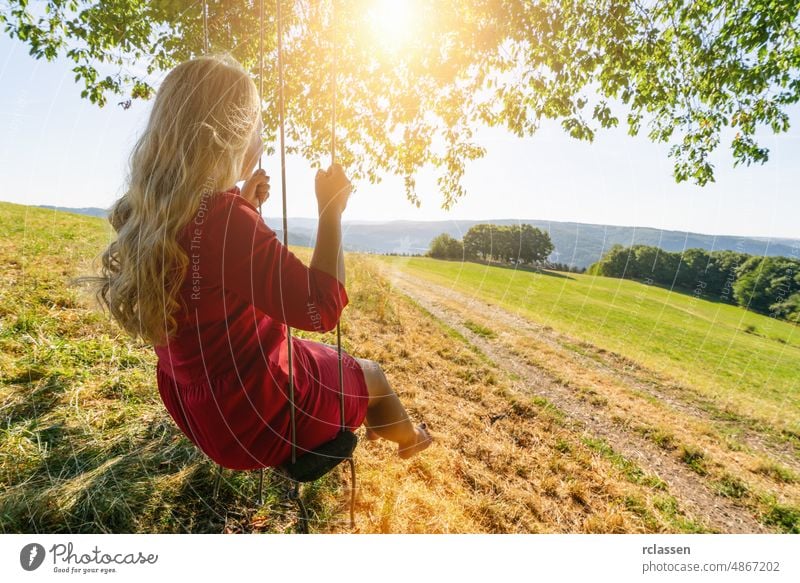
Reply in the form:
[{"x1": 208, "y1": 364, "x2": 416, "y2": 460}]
[{"x1": 377, "y1": 256, "x2": 800, "y2": 434}]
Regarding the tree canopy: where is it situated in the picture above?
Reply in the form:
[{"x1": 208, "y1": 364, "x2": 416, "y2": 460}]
[
  {"x1": 4, "y1": 0, "x2": 799, "y2": 208},
  {"x1": 427, "y1": 232, "x2": 464, "y2": 259},
  {"x1": 462, "y1": 223, "x2": 555, "y2": 264}
]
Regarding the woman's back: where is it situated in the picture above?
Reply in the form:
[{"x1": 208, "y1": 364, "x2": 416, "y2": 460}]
[
  {"x1": 153, "y1": 184, "x2": 361, "y2": 470},
  {"x1": 154, "y1": 186, "x2": 286, "y2": 385}
]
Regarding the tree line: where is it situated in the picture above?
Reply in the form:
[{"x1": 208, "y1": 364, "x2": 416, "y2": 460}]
[
  {"x1": 588, "y1": 244, "x2": 800, "y2": 322},
  {"x1": 427, "y1": 224, "x2": 557, "y2": 266}
]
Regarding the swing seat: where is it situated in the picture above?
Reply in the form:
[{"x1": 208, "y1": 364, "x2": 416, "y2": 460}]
[
  {"x1": 212, "y1": 429, "x2": 359, "y2": 533},
  {"x1": 271, "y1": 430, "x2": 359, "y2": 533},
  {"x1": 280, "y1": 429, "x2": 357, "y2": 483}
]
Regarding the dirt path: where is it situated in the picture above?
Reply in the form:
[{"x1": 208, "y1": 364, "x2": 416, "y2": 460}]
[{"x1": 379, "y1": 265, "x2": 771, "y2": 533}]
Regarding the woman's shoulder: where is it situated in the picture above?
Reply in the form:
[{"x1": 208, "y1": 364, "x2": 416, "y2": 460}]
[
  {"x1": 179, "y1": 186, "x2": 277, "y2": 248},
  {"x1": 206, "y1": 186, "x2": 278, "y2": 238},
  {"x1": 204, "y1": 185, "x2": 242, "y2": 213},
  {"x1": 178, "y1": 186, "x2": 240, "y2": 241},
  {"x1": 191, "y1": 185, "x2": 248, "y2": 228},
  {"x1": 202, "y1": 185, "x2": 252, "y2": 219}
]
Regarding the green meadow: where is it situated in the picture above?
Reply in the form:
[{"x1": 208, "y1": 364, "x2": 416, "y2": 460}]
[{"x1": 378, "y1": 256, "x2": 800, "y2": 434}]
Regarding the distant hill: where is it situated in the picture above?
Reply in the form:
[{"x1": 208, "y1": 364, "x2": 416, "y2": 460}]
[
  {"x1": 34, "y1": 204, "x2": 800, "y2": 268},
  {"x1": 37, "y1": 205, "x2": 109, "y2": 219},
  {"x1": 262, "y1": 218, "x2": 800, "y2": 268}
]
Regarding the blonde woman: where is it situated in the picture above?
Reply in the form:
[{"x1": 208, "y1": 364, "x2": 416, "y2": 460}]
[{"x1": 80, "y1": 54, "x2": 431, "y2": 471}]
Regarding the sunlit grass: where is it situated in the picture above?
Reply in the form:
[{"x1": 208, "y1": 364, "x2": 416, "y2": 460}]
[
  {"x1": 1, "y1": 201, "x2": 718, "y2": 533},
  {"x1": 378, "y1": 256, "x2": 800, "y2": 434}
]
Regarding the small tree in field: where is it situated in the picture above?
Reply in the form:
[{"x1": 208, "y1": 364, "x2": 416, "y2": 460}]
[{"x1": 427, "y1": 233, "x2": 464, "y2": 260}]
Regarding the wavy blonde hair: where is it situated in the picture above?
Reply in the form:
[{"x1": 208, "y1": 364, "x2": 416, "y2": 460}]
[{"x1": 73, "y1": 53, "x2": 261, "y2": 346}]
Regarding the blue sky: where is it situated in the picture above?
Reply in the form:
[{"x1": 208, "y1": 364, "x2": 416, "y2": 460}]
[{"x1": 1, "y1": 33, "x2": 799, "y2": 239}]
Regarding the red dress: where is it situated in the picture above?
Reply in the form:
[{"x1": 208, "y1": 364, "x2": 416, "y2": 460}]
[{"x1": 154, "y1": 185, "x2": 369, "y2": 471}]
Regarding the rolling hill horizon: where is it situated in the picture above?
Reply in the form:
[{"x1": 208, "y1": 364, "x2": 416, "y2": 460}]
[{"x1": 32, "y1": 202, "x2": 800, "y2": 269}]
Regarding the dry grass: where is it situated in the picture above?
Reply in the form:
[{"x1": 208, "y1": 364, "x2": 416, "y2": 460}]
[
  {"x1": 308, "y1": 254, "x2": 705, "y2": 533},
  {"x1": 371, "y1": 260, "x2": 800, "y2": 533}
]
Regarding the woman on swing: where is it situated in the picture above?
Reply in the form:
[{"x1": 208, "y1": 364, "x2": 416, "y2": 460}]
[{"x1": 89, "y1": 54, "x2": 432, "y2": 471}]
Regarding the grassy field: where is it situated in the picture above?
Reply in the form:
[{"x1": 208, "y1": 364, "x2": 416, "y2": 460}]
[
  {"x1": 1, "y1": 200, "x2": 797, "y2": 533},
  {"x1": 377, "y1": 256, "x2": 800, "y2": 435}
]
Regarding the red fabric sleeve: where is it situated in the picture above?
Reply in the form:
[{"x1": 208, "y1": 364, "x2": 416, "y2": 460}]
[{"x1": 210, "y1": 193, "x2": 349, "y2": 333}]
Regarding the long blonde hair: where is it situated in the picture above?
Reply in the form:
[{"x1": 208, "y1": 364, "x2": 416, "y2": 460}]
[{"x1": 73, "y1": 53, "x2": 261, "y2": 346}]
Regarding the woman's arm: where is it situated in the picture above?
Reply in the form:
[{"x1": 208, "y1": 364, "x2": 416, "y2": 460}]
[
  {"x1": 310, "y1": 207, "x2": 345, "y2": 287},
  {"x1": 310, "y1": 163, "x2": 351, "y2": 287}
]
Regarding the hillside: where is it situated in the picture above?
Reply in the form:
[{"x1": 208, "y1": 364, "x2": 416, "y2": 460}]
[
  {"x1": 1, "y1": 200, "x2": 797, "y2": 534},
  {"x1": 377, "y1": 257, "x2": 800, "y2": 430},
  {"x1": 376, "y1": 255, "x2": 800, "y2": 533},
  {"x1": 33, "y1": 204, "x2": 800, "y2": 268}
]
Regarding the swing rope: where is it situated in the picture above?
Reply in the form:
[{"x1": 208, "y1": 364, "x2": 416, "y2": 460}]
[
  {"x1": 331, "y1": 1, "x2": 347, "y2": 434},
  {"x1": 272, "y1": 0, "x2": 348, "y2": 466},
  {"x1": 202, "y1": 0, "x2": 209, "y2": 53},
  {"x1": 257, "y1": 0, "x2": 264, "y2": 180},
  {"x1": 207, "y1": 0, "x2": 356, "y2": 531},
  {"x1": 274, "y1": 0, "x2": 299, "y2": 465}
]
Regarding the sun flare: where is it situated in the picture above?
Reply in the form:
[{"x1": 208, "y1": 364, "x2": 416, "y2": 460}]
[{"x1": 366, "y1": 0, "x2": 417, "y2": 52}]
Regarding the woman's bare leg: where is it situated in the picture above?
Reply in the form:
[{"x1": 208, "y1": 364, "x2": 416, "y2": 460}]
[{"x1": 355, "y1": 357, "x2": 432, "y2": 459}]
